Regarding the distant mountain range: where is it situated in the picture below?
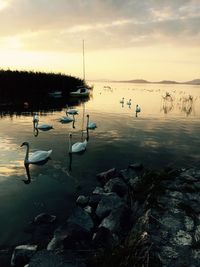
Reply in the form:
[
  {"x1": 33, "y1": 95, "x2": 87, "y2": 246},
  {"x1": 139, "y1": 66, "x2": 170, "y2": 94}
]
[
  {"x1": 91, "y1": 78, "x2": 200, "y2": 85},
  {"x1": 117, "y1": 79, "x2": 200, "y2": 85}
]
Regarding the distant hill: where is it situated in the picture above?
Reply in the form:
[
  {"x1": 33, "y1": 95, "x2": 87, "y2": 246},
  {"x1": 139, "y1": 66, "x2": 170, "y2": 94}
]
[
  {"x1": 118, "y1": 79, "x2": 150, "y2": 83},
  {"x1": 184, "y1": 79, "x2": 200, "y2": 85},
  {"x1": 156, "y1": 80, "x2": 179, "y2": 84},
  {"x1": 97, "y1": 78, "x2": 200, "y2": 85}
]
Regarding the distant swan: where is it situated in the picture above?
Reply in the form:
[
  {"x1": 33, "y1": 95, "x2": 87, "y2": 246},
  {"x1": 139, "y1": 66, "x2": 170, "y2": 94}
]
[
  {"x1": 33, "y1": 115, "x2": 53, "y2": 130},
  {"x1": 127, "y1": 99, "x2": 132, "y2": 105},
  {"x1": 21, "y1": 142, "x2": 52, "y2": 164},
  {"x1": 86, "y1": 114, "x2": 97, "y2": 130},
  {"x1": 136, "y1": 104, "x2": 141, "y2": 113},
  {"x1": 66, "y1": 105, "x2": 78, "y2": 115},
  {"x1": 60, "y1": 114, "x2": 74, "y2": 123},
  {"x1": 68, "y1": 133, "x2": 87, "y2": 153},
  {"x1": 120, "y1": 97, "x2": 124, "y2": 104},
  {"x1": 34, "y1": 121, "x2": 53, "y2": 130},
  {"x1": 33, "y1": 114, "x2": 39, "y2": 123}
]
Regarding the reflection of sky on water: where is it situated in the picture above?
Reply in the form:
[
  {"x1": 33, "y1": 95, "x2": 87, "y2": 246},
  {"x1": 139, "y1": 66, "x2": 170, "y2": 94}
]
[{"x1": 0, "y1": 82, "x2": 199, "y2": 246}]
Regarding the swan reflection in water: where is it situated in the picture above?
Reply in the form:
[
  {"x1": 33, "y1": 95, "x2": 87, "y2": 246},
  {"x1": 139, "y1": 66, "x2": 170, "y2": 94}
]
[
  {"x1": 68, "y1": 128, "x2": 89, "y2": 171},
  {"x1": 179, "y1": 95, "x2": 194, "y2": 116},
  {"x1": 21, "y1": 142, "x2": 52, "y2": 184},
  {"x1": 161, "y1": 94, "x2": 174, "y2": 114}
]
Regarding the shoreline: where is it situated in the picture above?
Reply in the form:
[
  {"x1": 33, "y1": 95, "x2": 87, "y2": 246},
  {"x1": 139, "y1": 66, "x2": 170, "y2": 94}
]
[{"x1": 4, "y1": 163, "x2": 200, "y2": 266}]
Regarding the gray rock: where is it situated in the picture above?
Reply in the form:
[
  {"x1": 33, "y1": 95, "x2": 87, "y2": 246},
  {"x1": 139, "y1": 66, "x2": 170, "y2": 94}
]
[
  {"x1": 28, "y1": 249, "x2": 86, "y2": 267},
  {"x1": 11, "y1": 244, "x2": 37, "y2": 267},
  {"x1": 76, "y1": 195, "x2": 89, "y2": 207},
  {"x1": 104, "y1": 177, "x2": 128, "y2": 197},
  {"x1": 96, "y1": 168, "x2": 117, "y2": 186},
  {"x1": 96, "y1": 193, "x2": 125, "y2": 219},
  {"x1": 33, "y1": 213, "x2": 56, "y2": 224}
]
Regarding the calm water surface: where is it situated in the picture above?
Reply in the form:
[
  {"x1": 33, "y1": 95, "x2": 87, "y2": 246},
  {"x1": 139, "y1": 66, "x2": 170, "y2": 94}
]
[{"x1": 0, "y1": 82, "x2": 200, "y2": 247}]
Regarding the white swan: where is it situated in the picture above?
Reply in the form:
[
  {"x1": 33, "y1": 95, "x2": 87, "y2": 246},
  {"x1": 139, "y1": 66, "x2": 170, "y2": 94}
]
[
  {"x1": 60, "y1": 114, "x2": 74, "y2": 123},
  {"x1": 120, "y1": 97, "x2": 124, "y2": 104},
  {"x1": 33, "y1": 114, "x2": 39, "y2": 123},
  {"x1": 136, "y1": 104, "x2": 141, "y2": 113},
  {"x1": 21, "y1": 142, "x2": 52, "y2": 164},
  {"x1": 66, "y1": 105, "x2": 78, "y2": 115},
  {"x1": 68, "y1": 133, "x2": 87, "y2": 153},
  {"x1": 34, "y1": 121, "x2": 53, "y2": 130},
  {"x1": 86, "y1": 114, "x2": 97, "y2": 130},
  {"x1": 127, "y1": 99, "x2": 132, "y2": 105}
]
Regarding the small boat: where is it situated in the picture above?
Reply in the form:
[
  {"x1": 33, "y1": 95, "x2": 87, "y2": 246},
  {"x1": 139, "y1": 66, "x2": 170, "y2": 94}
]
[
  {"x1": 70, "y1": 40, "x2": 91, "y2": 98},
  {"x1": 70, "y1": 86, "x2": 90, "y2": 97},
  {"x1": 49, "y1": 91, "x2": 62, "y2": 98}
]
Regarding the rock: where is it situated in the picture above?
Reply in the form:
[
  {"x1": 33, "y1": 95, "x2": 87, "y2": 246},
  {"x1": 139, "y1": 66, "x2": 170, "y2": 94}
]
[
  {"x1": 128, "y1": 162, "x2": 144, "y2": 171},
  {"x1": 47, "y1": 207, "x2": 94, "y2": 250},
  {"x1": 76, "y1": 195, "x2": 89, "y2": 207},
  {"x1": 67, "y1": 206, "x2": 94, "y2": 232},
  {"x1": 184, "y1": 216, "x2": 194, "y2": 232},
  {"x1": 173, "y1": 230, "x2": 192, "y2": 246},
  {"x1": 96, "y1": 193, "x2": 125, "y2": 220},
  {"x1": 119, "y1": 168, "x2": 138, "y2": 182},
  {"x1": 28, "y1": 249, "x2": 86, "y2": 267},
  {"x1": 92, "y1": 227, "x2": 118, "y2": 249},
  {"x1": 92, "y1": 186, "x2": 105, "y2": 194},
  {"x1": 33, "y1": 213, "x2": 56, "y2": 224},
  {"x1": 104, "y1": 177, "x2": 128, "y2": 197},
  {"x1": 99, "y1": 205, "x2": 131, "y2": 237},
  {"x1": 96, "y1": 168, "x2": 117, "y2": 186},
  {"x1": 11, "y1": 244, "x2": 37, "y2": 267}
]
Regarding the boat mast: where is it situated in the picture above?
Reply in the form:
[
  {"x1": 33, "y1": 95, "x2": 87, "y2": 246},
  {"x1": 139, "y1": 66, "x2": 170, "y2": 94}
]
[{"x1": 82, "y1": 39, "x2": 85, "y2": 82}]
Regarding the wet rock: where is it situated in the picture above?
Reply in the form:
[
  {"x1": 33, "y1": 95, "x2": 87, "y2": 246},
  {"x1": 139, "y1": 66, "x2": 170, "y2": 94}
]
[
  {"x1": 33, "y1": 213, "x2": 56, "y2": 224},
  {"x1": 76, "y1": 195, "x2": 89, "y2": 207},
  {"x1": 95, "y1": 193, "x2": 125, "y2": 220},
  {"x1": 128, "y1": 162, "x2": 144, "y2": 171},
  {"x1": 104, "y1": 177, "x2": 128, "y2": 197},
  {"x1": 184, "y1": 216, "x2": 194, "y2": 232},
  {"x1": 11, "y1": 244, "x2": 37, "y2": 267},
  {"x1": 47, "y1": 207, "x2": 94, "y2": 250},
  {"x1": 119, "y1": 168, "x2": 138, "y2": 182},
  {"x1": 92, "y1": 227, "x2": 118, "y2": 249},
  {"x1": 96, "y1": 168, "x2": 117, "y2": 186},
  {"x1": 173, "y1": 230, "x2": 192, "y2": 246},
  {"x1": 92, "y1": 186, "x2": 104, "y2": 194},
  {"x1": 28, "y1": 249, "x2": 86, "y2": 267},
  {"x1": 99, "y1": 205, "x2": 131, "y2": 237}
]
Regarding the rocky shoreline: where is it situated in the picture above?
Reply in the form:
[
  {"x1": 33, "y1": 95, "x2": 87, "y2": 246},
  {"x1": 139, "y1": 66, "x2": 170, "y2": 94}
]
[{"x1": 3, "y1": 163, "x2": 200, "y2": 266}]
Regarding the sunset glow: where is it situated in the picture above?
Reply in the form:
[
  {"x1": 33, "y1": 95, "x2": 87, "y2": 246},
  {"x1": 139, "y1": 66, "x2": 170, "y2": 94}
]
[{"x1": 0, "y1": 0, "x2": 200, "y2": 82}]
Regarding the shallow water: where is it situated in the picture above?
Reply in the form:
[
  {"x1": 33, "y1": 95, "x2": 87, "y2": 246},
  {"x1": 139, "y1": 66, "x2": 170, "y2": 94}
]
[{"x1": 0, "y1": 82, "x2": 200, "y2": 247}]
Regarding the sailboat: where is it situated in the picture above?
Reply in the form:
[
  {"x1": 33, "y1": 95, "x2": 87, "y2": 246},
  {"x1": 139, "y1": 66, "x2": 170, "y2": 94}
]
[{"x1": 70, "y1": 40, "x2": 90, "y2": 97}]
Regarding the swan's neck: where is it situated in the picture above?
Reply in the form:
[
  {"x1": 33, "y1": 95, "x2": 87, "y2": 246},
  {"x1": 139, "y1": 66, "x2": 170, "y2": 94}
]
[
  {"x1": 86, "y1": 116, "x2": 89, "y2": 129},
  {"x1": 24, "y1": 143, "x2": 29, "y2": 163},
  {"x1": 69, "y1": 136, "x2": 72, "y2": 153},
  {"x1": 34, "y1": 121, "x2": 38, "y2": 129}
]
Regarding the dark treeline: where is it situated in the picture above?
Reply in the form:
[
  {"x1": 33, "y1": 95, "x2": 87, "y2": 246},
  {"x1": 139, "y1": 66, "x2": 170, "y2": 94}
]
[{"x1": 0, "y1": 69, "x2": 84, "y2": 103}]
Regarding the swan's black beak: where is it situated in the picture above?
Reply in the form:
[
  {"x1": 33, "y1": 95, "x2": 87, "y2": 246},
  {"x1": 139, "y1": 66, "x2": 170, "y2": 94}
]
[{"x1": 20, "y1": 143, "x2": 24, "y2": 147}]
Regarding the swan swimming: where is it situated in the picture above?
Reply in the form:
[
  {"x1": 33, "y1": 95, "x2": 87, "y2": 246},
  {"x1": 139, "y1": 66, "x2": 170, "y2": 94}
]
[
  {"x1": 68, "y1": 133, "x2": 87, "y2": 153},
  {"x1": 60, "y1": 114, "x2": 74, "y2": 123},
  {"x1": 127, "y1": 99, "x2": 132, "y2": 105},
  {"x1": 66, "y1": 105, "x2": 78, "y2": 115},
  {"x1": 21, "y1": 142, "x2": 52, "y2": 164},
  {"x1": 34, "y1": 120, "x2": 53, "y2": 130},
  {"x1": 33, "y1": 114, "x2": 39, "y2": 123},
  {"x1": 86, "y1": 114, "x2": 97, "y2": 130},
  {"x1": 136, "y1": 104, "x2": 141, "y2": 113},
  {"x1": 33, "y1": 115, "x2": 53, "y2": 130},
  {"x1": 120, "y1": 97, "x2": 124, "y2": 104}
]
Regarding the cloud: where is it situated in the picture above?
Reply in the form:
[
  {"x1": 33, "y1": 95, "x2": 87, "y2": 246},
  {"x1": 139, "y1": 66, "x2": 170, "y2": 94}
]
[{"x1": 0, "y1": 0, "x2": 199, "y2": 52}]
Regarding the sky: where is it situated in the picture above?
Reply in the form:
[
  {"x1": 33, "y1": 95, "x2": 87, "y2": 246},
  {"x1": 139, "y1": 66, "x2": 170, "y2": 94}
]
[{"x1": 0, "y1": 0, "x2": 200, "y2": 82}]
